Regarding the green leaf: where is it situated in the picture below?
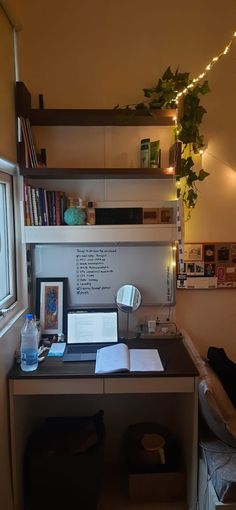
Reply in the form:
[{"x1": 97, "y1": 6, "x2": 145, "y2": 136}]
[
  {"x1": 198, "y1": 169, "x2": 210, "y2": 181},
  {"x1": 162, "y1": 66, "x2": 174, "y2": 80},
  {"x1": 199, "y1": 80, "x2": 210, "y2": 95},
  {"x1": 143, "y1": 87, "x2": 156, "y2": 98}
]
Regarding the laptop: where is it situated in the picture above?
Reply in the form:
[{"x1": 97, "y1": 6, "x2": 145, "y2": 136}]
[{"x1": 63, "y1": 307, "x2": 119, "y2": 362}]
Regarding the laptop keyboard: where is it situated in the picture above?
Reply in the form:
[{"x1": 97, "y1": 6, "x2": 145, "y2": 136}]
[{"x1": 67, "y1": 345, "x2": 96, "y2": 354}]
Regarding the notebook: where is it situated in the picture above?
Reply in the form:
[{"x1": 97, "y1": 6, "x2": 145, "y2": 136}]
[{"x1": 63, "y1": 307, "x2": 119, "y2": 362}]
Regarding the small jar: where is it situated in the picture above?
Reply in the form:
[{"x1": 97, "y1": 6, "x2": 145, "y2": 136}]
[{"x1": 86, "y1": 201, "x2": 95, "y2": 225}]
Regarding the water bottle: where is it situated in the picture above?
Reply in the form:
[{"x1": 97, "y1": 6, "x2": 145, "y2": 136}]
[{"x1": 20, "y1": 314, "x2": 38, "y2": 371}]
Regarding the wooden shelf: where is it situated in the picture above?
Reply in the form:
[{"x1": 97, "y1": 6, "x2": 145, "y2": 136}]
[
  {"x1": 16, "y1": 81, "x2": 177, "y2": 127},
  {"x1": 22, "y1": 224, "x2": 177, "y2": 244},
  {"x1": 28, "y1": 108, "x2": 176, "y2": 127},
  {"x1": 19, "y1": 167, "x2": 177, "y2": 179}
]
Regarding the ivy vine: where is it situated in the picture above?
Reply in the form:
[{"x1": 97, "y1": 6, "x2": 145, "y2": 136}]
[{"x1": 119, "y1": 66, "x2": 211, "y2": 216}]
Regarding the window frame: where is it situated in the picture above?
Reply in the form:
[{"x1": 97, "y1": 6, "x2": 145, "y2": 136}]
[
  {"x1": 0, "y1": 169, "x2": 16, "y2": 309},
  {"x1": 0, "y1": 160, "x2": 27, "y2": 335}
]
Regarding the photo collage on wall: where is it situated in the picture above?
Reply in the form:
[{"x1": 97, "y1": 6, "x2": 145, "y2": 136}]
[{"x1": 177, "y1": 243, "x2": 236, "y2": 289}]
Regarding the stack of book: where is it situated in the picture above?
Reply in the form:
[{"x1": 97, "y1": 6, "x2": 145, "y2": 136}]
[
  {"x1": 20, "y1": 117, "x2": 39, "y2": 168},
  {"x1": 24, "y1": 183, "x2": 67, "y2": 226}
]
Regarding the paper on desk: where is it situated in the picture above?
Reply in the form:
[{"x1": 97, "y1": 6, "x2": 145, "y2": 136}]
[
  {"x1": 129, "y1": 349, "x2": 164, "y2": 372},
  {"x1": 48, "y1": 342, "x2": 66, "y2": 356}
]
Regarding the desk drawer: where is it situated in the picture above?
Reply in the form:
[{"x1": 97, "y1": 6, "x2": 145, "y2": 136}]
[
  {"x1": 11, "y1": 378, "x2": 103, "y2": 395},
  {"x1": 104, "y1": 377, "x2": 194, "y2": 394}
]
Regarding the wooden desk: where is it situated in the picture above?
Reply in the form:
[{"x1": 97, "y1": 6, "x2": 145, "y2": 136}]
[{"x1": 8, "y1": 337, "x2": 198, "y2": 510}]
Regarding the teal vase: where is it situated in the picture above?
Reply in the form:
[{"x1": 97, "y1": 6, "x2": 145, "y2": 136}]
[{"x1": 64, "y1": 206, "x2": 84, "y2": 225}]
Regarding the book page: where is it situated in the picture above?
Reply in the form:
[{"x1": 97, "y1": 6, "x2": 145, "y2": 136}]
[
  {"x1": 95, "y1": 343, "x2": 129, "y2": 374},
  {"x1": 129, "y1": 349, "x2": 164, "y2": 372}
]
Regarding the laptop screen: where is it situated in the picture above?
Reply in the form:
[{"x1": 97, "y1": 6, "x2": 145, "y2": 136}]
[{"x1": 67, "y1": 308, "x2": 118, "y2": 344}]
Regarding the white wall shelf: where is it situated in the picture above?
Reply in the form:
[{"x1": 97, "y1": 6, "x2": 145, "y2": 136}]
[{"x1": 22, "y1": 224, "x2": 177, "y2": 244}]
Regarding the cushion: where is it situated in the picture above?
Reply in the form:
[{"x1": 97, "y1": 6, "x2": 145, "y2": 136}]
[
  {"x1": 181, "y1": 330, "x2": 236, "y2": 446},
  {"x1": 207, "y1": 346, "x2": 236, "y2": 407},
  {"x1": 200, "y1": 435, "x2": 236, "y2": 502},
  {"x1": 181, "y1": 329, "x2": 208, "y2": 380},
  {"x1": 199, "y1": 364, "x2": 236, "y2": 446}
]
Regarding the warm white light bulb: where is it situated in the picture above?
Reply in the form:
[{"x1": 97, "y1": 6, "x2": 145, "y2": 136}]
[{"x1": 166, "y1": 166, "x2": 174, "y2": 174}]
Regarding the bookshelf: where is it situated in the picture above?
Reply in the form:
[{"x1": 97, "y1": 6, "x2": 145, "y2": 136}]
[
  {"x1": 16, "y1": 81, "x2": 180, "y2": 243},
  {"x1": 15, "y1": 81, "x2": 181, "y2": 177}
]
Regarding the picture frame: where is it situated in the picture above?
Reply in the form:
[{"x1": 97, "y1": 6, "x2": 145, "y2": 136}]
[{"x1": 35, "y1": 277, "x2": 68, "y2": 337}]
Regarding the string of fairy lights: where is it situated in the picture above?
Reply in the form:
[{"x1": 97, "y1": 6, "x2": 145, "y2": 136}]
[
  {"x1": 172, "y1": 29, "x2": 236, "y2": 152},
  {"x1": 170, "y1": 29, "x2": 236, "y2": 170},
  {"x1": 172, "y1": 31, "x2": 236, "y2": 270},
  {"x1": 175, "y1": 30, "x2": 236, "y2": 105}
]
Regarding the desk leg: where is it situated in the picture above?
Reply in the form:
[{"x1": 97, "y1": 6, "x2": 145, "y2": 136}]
[
  {"x1": 9, "y1": 384, "x2": 35, "y2": 510},
  {"x1": 9, "y1": 381, "x2": 19, "y2": 510},
  {"x1": 176, "y1": 377, "x2": 198, "y2": 510}
]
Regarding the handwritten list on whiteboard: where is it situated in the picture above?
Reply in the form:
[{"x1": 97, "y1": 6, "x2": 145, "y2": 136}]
[
  {"x1": 34, "y1": 244, "x2": 175, "y2": 305},
  {"x1": 76, "y1": 247, "x2": 118, "y2": 297}
]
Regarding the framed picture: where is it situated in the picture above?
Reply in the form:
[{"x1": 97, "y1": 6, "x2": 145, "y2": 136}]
[{"x1": 36, "y1": 277, "x2": 68, "y2": 337}]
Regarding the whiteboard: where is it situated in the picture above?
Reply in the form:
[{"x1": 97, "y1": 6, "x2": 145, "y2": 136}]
[{"x1": 33, "y1": 244, "x2": 175, "y2": 306}]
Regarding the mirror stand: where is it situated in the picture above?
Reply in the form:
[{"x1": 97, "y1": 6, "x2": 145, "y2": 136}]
[{"x1": 115, "y1": 284, "x2": 142, "y2": 340}]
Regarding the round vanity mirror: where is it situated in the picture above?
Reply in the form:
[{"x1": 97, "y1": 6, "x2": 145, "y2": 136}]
[{"x1": 116, "y1": 284, "x2": 142, "y2": 313}]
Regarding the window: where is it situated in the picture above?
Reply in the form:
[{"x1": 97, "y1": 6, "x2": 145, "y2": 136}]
[{"x1": 0, "y1": 170, "x2": 16, "y2": 311}]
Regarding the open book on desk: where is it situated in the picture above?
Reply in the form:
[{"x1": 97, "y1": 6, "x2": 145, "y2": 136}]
[{"x1": 95, "y1": 343, "x2": 164, "y2": 374}]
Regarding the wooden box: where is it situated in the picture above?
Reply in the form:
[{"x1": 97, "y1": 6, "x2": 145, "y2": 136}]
[{"x1": 128, "y1": 471, "x2": 186, "y2": 502}]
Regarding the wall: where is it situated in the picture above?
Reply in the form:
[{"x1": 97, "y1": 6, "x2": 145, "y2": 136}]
[
  {"x1": 17, "y1": 0, "x2": 236, "y2": 356},
  {"x1": 0, "y1": 3, "x2": 25, "y2": 509}
]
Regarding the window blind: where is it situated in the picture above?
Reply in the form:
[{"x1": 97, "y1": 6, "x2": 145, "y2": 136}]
[{"x1": 0, "y1": 3, "x2": 17, "y2": 162}]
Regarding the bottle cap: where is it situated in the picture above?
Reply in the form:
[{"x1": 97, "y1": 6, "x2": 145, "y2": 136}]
[
  {"x1": 25, "y1": 313, "x2": 33, "y2": 319},
  {"x1": 87, "y1": 201, "x2": 94, "y2": 208}
]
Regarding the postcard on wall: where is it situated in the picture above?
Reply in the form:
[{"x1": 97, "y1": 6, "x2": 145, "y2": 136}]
[
  {"x1": 231, "y1": 244, "x2": 236, "y2": 263},
  {"x1": 184, "y1": 244, "x2": 202, "y2": 261},
  {"x1": 203, "y1": 244, "x2": 215, "y2": 262},
  {"x1": 177, "y1": 242, "x2": 236, "y2": 290},
  {"x1": 216, "y1": 244, "x2": 230, "y2": 263},
  {"x1": 177, "y1": 276, "x2": 217, "y2": 289}
]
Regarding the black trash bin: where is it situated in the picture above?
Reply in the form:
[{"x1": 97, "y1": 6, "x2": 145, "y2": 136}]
[{"x1": 24, "y1": 410, "x2": 105, "y2": 510}]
